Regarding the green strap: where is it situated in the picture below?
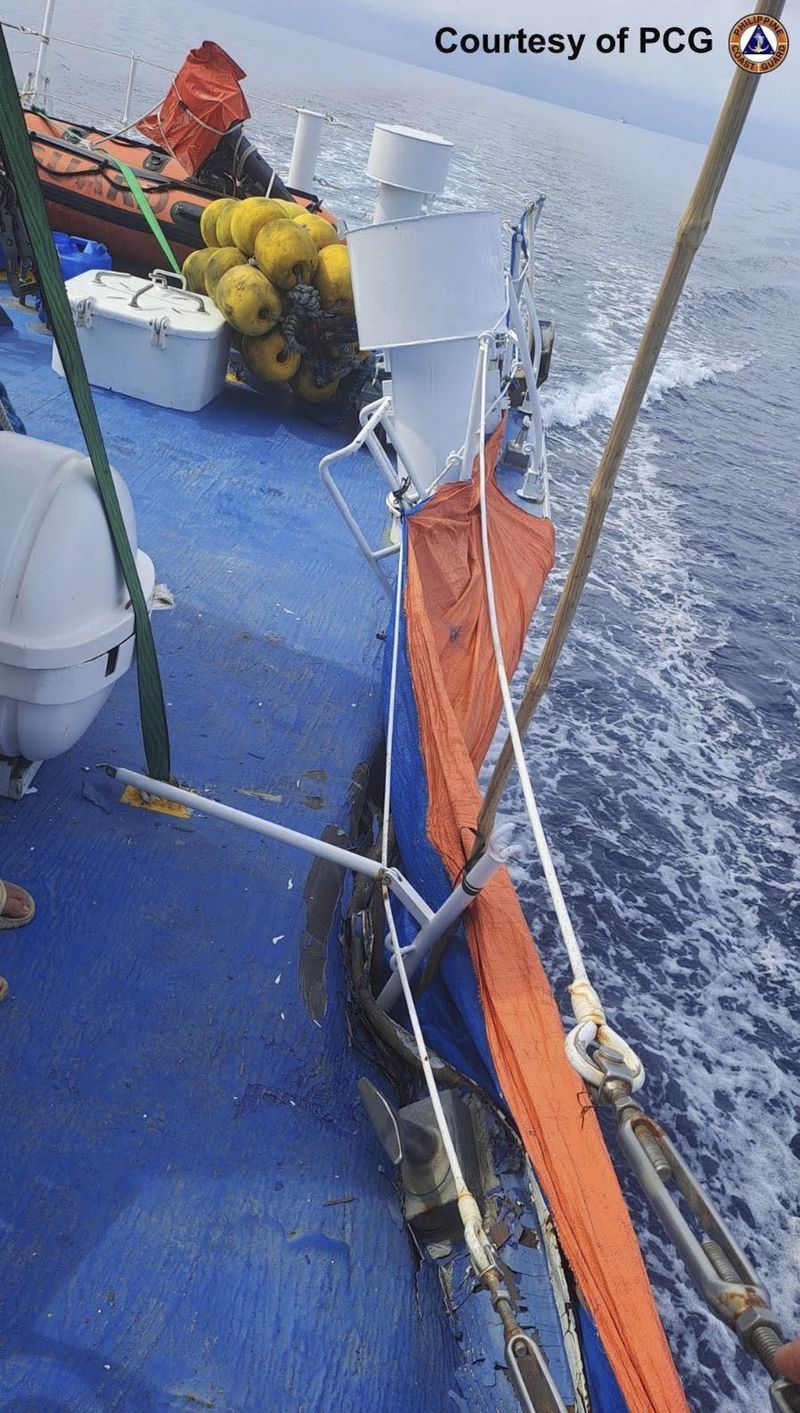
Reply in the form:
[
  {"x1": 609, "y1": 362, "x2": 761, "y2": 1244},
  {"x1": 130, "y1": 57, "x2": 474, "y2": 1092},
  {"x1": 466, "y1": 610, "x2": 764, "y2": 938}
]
[
  {"x1": 101, "y1": 153, "x2": 182, "y2": 276},
  {"x1": 0, "y1": 27, "x2": 171, "y2": 780}
]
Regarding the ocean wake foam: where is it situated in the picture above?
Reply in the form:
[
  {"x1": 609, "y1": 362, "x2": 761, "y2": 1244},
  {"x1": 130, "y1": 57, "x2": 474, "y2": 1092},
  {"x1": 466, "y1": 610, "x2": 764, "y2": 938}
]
[{"x1": 541, "y1": 349, "x2": 748, "y2": 431}]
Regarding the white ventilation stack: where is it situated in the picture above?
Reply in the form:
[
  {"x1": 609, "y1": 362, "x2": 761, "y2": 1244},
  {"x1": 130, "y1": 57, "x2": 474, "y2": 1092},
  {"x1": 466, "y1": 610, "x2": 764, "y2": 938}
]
[
  {"x1": 287, "y1": 109, "x2": 326, "y2": 193},
  {"x1": 367, "y1": 124, "x2": 453, "y2": 224},
  {"x1": 348, "y1": 211, "x2": 506, "y2": 495}
]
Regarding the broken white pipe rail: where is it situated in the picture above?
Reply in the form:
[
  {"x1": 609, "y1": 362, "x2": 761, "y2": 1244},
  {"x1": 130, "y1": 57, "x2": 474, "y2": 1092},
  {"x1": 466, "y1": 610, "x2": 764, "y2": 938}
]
[
  {"x1": 109, "y1": 764, "x2": 428, "y2": 923},
  {"x1": 376, "y1": 826, "x2": 512, "y2": 1012},
  {"x1": 107, "y1": 767, "x2": 508, "y2": 980}
]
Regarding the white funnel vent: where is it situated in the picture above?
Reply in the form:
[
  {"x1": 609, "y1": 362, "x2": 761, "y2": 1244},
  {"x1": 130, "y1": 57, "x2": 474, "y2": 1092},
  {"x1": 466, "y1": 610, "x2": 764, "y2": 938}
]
[
  {"x1": 348, "y1": 211, "x2": 506, "y2": 492},
  {"x1": 366, "y1": 124, "x2": 453, "y2": 223}
]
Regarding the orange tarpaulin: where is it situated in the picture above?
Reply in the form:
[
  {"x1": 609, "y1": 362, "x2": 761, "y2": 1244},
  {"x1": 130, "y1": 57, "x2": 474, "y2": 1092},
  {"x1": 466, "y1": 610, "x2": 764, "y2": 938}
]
[
  {"x1": 138, "y1": 42, "x2": 250, "y2": 176},
  {"x1": 404, "y1": 427, "x2": 689, "y2": 1413}
]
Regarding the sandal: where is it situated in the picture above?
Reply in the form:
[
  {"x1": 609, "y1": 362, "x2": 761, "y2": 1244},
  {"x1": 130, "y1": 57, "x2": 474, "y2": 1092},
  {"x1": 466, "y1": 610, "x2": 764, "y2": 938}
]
[{"x1": 0, "y1": 879, "x2": 36, "y2": 930}]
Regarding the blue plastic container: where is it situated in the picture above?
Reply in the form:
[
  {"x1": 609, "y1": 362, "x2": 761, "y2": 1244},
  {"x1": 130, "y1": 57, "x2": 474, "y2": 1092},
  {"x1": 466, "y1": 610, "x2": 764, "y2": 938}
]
[
  {"x1": 36, "y1": 232, "x2": 113, "y2": 322},
  {"x1": 53, "y1": 231, "x2": 112, "y2": 282}
]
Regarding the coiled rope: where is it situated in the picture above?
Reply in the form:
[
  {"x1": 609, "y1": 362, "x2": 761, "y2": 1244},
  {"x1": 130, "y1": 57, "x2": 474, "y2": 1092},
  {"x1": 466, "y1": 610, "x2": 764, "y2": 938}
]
[{"x1": 281, "y1": 283, "x2": 362, "y2": 385}]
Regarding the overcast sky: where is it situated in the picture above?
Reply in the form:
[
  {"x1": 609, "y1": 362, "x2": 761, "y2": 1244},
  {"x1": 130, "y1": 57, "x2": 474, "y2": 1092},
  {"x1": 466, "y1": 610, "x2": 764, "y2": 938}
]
[{"x1": 218, "y1": 0, "x2": 797, "y2": 163}]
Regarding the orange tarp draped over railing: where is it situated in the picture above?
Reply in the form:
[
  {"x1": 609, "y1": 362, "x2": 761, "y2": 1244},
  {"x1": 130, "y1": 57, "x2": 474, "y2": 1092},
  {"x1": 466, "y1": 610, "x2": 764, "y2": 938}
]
[
  {"x1": 403, "y1": 425, "x2": 689, "y2": 1413},
  {"x1": 138, "y1": 42, "x2": 250, "y2": 176}
]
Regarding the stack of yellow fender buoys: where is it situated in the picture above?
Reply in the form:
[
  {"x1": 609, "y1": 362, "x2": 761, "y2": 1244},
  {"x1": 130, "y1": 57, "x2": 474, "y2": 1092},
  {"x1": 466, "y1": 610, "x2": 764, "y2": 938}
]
[{"x1": 182, "y1": 196, "x2": 357, "y2": 403}]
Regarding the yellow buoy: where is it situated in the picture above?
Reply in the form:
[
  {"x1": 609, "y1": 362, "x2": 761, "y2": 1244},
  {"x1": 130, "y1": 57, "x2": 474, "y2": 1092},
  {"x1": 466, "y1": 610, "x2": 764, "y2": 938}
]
[
  {"x1": 215, "y1": 266, "x2": 283, "y2": 337},
  {"x1": 181, "y1": 247, "x2": 216, "y2": 295},
  {"x1": 243, "y1": 330, "x2": 301, "y2": 383},
  {"x1": 314, "y1": 242, "x2": 353, "y2": 312},
  {"x1": 230, "y1": 197, "x2": 290, "y2": 257},
  {"x1": 291, "y1": 210, "x2": 339, "y2": 251},
  {"x1": 205, "y1": 246, "x2": 248, "y2": 301},
  {"x1": 294, "y1": 363, "x2": 340, "y2": 402},
  {"x1": 275, "y1": 199, "x2": 301, "y2": 218},
  {"x1": 214, "y1": 199, "x2": 240, "y2": 248},
  {"x1": 253, "y1": 219, "x2": 318, "y2": 291},
  {"x1": 200, "y1": 197, "x2": 237, "y2": 249}
]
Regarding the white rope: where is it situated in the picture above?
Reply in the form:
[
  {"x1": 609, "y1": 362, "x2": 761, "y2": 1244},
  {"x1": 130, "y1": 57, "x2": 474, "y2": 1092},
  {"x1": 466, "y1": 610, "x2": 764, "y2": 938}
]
[
  {"x1": 169, "y1": 79, "x2": 234, "y2": 136},
  {"x1": 381, "y1": 525, "x2": 494, "y2": 1273},
  {"x1": 477, "y1": 333, "x2": 586, "y2": 983},
  {"x1": 86, "y1": 104, "x2": 164, "y2": 148},
  {"x1": 475, "y1": 336, "x2": 645, "y2": 1092}
]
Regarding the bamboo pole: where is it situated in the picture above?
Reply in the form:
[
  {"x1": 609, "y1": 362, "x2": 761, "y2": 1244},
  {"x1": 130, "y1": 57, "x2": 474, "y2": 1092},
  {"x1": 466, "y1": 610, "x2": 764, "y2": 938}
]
[{"x1": 478, "y1": 1, "x2": 785, "y2": 840}]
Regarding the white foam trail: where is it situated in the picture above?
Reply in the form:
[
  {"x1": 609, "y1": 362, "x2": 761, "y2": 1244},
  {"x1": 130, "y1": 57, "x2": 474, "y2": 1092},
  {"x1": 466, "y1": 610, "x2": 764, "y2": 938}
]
[{"x1": 541, "y1": 349, "x2": 748, "y2": 432}]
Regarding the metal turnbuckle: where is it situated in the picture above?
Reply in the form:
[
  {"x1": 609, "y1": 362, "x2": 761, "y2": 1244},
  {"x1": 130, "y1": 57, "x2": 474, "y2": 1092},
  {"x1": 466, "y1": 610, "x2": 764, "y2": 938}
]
[
  {"x1": 592, "y1": 1046, "x2": 800, "y2": 1411},
  {"x1": 481, "y1": 1263, "x2": 568, "y2": 1413},
  {"x1": 505, "y1": 1329, "x2": 568, "y2": 1413}
]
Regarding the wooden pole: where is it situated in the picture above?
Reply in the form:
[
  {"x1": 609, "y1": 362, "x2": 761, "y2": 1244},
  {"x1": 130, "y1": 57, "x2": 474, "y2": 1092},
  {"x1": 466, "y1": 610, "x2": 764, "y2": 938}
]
[{"x1": 478, "y1": 1, "x2": 785, "y2": 840}]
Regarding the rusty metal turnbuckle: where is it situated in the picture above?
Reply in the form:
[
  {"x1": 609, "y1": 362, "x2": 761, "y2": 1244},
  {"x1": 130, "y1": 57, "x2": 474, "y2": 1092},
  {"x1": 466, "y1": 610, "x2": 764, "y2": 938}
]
[{"x1": 592, "y1": 1045, "x2": 800, "y2": 1413}]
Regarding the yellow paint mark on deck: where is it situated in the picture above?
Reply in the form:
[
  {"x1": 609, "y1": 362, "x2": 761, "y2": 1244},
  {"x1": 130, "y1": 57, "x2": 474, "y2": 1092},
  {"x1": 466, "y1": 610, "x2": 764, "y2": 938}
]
[{"x1": 121, "y1": 785, "x2": 191, "y2": 818}]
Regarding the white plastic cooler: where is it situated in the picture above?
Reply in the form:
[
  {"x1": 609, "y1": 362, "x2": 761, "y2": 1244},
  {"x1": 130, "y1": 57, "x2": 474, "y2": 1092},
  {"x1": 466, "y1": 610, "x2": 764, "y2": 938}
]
[{"x1": 53, "y1": 268, "x2": 230, "y2": 411}]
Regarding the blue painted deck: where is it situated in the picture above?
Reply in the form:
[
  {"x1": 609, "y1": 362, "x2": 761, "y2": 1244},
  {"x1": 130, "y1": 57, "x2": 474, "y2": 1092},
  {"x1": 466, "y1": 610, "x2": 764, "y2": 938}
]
[
  {"x1": 0, "y1": 293, "x2": 460, "y2": 1412},
  {"x1": 0, "y1": 292, "x2": 579, "y2": 1412}
]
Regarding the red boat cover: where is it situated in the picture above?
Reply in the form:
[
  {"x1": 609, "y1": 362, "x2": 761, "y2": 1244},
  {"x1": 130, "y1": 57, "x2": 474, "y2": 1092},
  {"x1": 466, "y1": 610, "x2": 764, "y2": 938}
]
[
  {"x1": 403, "y1": 422, "x2": 689, "y2": 1413},
  {"x1": 138, "y1": 42, "x2": 250, "y2": 176}
]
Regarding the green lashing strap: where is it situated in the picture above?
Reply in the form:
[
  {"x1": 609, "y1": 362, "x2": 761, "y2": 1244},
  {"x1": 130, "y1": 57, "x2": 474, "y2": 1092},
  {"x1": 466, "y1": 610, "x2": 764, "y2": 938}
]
[
  {"x1": 101, "y1": 153, "x2": 182, "y2": 276},
  {"x1": 0, "y1": 26, "x2": 171, "y2": 780}
]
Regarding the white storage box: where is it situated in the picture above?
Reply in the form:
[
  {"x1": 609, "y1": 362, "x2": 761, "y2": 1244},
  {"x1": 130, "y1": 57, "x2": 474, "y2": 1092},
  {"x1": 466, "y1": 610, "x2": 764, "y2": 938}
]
[
  {"x1": 53, "y1": 268, "x2": 230, "y2": 412},
  {"x1": 0, "y1": 435, "x2": 156, "y2": 762}
]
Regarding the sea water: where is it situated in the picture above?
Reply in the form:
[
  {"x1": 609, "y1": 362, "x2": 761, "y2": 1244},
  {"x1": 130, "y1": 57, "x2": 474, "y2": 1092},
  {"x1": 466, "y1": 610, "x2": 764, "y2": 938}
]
[{"x1": 6, "y1": 5, "x2": 799, "y2": 1408}]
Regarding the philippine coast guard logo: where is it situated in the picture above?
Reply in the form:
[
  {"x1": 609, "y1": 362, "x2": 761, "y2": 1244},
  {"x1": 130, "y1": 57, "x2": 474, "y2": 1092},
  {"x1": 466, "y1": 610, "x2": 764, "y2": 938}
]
[{"x1": 729, "y1": 13, "x2": 789, "y2": 72}]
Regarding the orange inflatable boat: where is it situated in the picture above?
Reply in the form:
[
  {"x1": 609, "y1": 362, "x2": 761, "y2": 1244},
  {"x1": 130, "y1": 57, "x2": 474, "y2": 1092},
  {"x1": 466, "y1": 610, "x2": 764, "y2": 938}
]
[{"x1": 22, "y1": 43, "x2": 332, "y2": 271}]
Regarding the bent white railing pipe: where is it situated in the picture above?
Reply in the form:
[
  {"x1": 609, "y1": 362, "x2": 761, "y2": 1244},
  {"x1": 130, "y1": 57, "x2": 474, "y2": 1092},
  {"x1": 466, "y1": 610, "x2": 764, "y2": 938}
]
[
  {"x1": 376, "y1": 827, "x2": 513, "y2": 1012},
  {"x1": 108, "y1": 766, "x2": 433, "y2": 927}
]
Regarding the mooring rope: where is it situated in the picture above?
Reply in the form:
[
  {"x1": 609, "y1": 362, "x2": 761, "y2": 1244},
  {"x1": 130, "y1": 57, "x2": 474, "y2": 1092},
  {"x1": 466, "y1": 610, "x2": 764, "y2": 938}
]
[{"x1": 474, "y1": 334, "x2": 644, "y2": 1091}]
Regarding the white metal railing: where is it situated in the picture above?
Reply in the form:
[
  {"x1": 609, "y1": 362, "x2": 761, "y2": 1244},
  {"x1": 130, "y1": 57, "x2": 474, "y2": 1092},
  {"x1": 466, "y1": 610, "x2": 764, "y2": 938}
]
[
  {"x1": 10, "y1": 1, "x2": 347, "y2": 142},
  {"x1": 318, "y1": 397, "x2": 417, "y2": 597}
]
